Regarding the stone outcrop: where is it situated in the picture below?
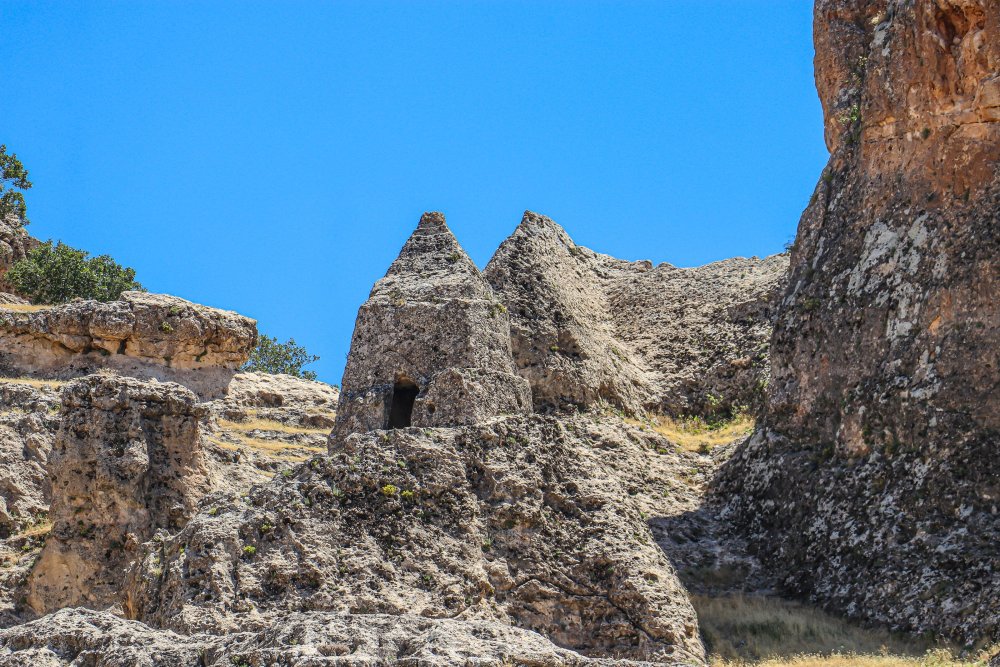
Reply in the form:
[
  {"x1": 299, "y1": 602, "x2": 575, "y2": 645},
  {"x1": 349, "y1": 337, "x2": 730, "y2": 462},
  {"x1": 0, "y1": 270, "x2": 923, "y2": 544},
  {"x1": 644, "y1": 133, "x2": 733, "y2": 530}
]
[
  {"x1": 26, "y1": 375, "x2": 211, "y2": 615},
  {"x1": 0, "y1": 291, "x2": 257, "y2": 398},
  {"x1": 335, "y1": 212, "x2": 530, "y2": 437},
  {"x1": 0, "y1": 218, "x2": 36, "y2": 298},
  {"x1": 123, "y1": 414, "x2": 707, "y2": 664},
  {"x1": 0, "y1": 607, "x2": 671, "y2": 666},
  {"x1": 485, "y1": 212, "x2": 787, "y2": 419},
  {"x1": 719, "y1": 0, "x2": 999, "y2": 644},
  {"x1": 0, "y1": 381, "x2": 61, "y2": 627}
]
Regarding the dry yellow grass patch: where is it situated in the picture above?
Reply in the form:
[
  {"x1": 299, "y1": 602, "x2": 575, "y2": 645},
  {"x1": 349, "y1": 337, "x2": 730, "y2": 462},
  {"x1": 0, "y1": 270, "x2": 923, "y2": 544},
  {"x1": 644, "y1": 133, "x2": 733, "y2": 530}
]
[
  {"x1": 206, "y1": 433, "x2": 324, "y2": 460},
  {"x1": 218, "y1": 417, "x2": 330, "y2": 436},
  {"x1": 625, "y1": 414, "x2": 755, "y2": 452},
  {"x1": 0, "y1": 303, "x2": 52, "y2": 313},
  {"x1": 13, "y1": 521, "x2": 52, "y2": 541},
  {"x1": 0, "y1": 376, "x2": 67, "y2": 390},
  {"x1": 695, "y1": 595, "x2": 991, "y2": 667}
]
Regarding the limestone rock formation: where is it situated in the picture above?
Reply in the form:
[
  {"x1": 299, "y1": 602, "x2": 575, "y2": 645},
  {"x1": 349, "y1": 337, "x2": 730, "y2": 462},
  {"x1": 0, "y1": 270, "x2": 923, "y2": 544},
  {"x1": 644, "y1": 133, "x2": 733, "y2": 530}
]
[
  {"x1": 335, "y1": 212, "x2": 530, "y2": 437},
  {"x1": 0, "y1": 381, "x2": 60, "y2": 627},
  {"x1": 123, "y1": 414, "x2": 707, "y2": 664},
  {"x1": 0, "y1": 607, "x2": 673, "y2": 666},
  {"x1": 719, "y1": 0, "x2": 1000, "y2": 644},
  {"x1": 0, "y1": 218, "x2": 36, "y2": 298},
  {"x1": 485, "y1": 211, "x2": 787, "y2": 419},
  {"x1": 26, "y1": 375, "x2": 211, "y2": 615},
  {"x1": 0, "y1": 291, "x2": 257, "y2": 398}
]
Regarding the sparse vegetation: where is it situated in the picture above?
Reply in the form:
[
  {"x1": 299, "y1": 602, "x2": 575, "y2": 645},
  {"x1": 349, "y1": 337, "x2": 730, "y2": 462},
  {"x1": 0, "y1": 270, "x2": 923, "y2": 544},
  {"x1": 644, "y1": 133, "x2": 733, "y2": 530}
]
[
  {"x1": 0, "y1": 303, "x2": 51, "y2": 313},
  {"x1": 0, "y1": 376, "x2": 67, "y2": 389},
  {"x1": 695, "y1": 595, "x2": 992, "y2": 667},
  {"x1": 6, "y1": 240, "x2": 143, "y2": 304},
  {"x1": 241, "y1": 334, "x2": 320, "y2": 381},
  {"x1": 217, "y1": 416, "x2": 330, "y2": 437},
  {"x1": 625, "y1": 412, "x2": 754, "y2": 452}
]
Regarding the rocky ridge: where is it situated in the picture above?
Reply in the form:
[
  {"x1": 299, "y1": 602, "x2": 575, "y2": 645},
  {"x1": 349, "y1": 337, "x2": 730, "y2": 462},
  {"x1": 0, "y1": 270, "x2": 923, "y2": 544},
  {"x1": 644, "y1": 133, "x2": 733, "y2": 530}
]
[{"x1": 485, "y1": 212, "x2": 787, "y2": 419}]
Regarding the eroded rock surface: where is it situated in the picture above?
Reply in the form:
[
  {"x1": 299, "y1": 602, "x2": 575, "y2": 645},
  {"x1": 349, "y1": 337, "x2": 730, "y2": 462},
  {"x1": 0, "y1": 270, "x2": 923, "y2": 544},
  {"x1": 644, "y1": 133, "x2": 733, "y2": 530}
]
[
  {"x1": 0, "y1": 292, "x2": 257, "y2": 398},
  {"x1": 124, "y1": 414, "x2": 707, "y2": 664},
  {"x1": 719, "y1": 0, "x2": 1000, "y2": 644},
  {"x1": 0, "y1": 218, "x2": 36, "y2": 298},
  {"x1": 0, "y1": 381, "x2": 61, "y2": 627},
  {"x1": 335, "y1": 212, "x2": 530, "y2": 437},
  {"x1": 485, "y1": 212, "x2": 787, "y2": 419},
  {"x1": 26, "y1": 375, "x2": 211, "y2": 615},
  {"x1": 0, "y1": 607, "x2": 671, "y2": 666}
]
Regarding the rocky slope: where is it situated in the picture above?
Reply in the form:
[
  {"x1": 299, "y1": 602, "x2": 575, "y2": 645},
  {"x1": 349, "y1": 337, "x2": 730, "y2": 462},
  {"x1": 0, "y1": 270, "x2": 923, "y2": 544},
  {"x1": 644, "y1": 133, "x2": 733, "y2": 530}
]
[
  {"x1": 124, "y1": 414, "x2": 708, "y2": 664},
  {"x1": 485, "y1": 212, "x2": 787, "y2": 420},
  {"x1": 718, "y1": 0, "x2": 999, "y2": 644}
]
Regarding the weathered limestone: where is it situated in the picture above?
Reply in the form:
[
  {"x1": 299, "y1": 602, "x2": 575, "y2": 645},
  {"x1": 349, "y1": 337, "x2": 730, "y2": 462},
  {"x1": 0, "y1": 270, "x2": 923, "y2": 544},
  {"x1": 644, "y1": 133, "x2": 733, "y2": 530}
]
[
  {"x1": 0, "y1": 218, "x2": 36, "y2": 298},
  {"x1": 26, "y1": 375, "x2": 210, "y2": 615},
  {"x1": 719, "y1": 0, "x2": 1000, "y2": 644},
  {"x1": 485, "y1": 211, "x2": 787, "y2": 419},
  {"x1": 0, "y1": 291, "x2": 257, "y2": 398},
  {"x1": 124, "y1": 413, "x2": 706, "y2": 664},
  {"x1": 334, "y1": 212, "x2": 530, "y2": 437},
  {"x1": 0, "y1": 606, "x2": 671, "y2": 666}
]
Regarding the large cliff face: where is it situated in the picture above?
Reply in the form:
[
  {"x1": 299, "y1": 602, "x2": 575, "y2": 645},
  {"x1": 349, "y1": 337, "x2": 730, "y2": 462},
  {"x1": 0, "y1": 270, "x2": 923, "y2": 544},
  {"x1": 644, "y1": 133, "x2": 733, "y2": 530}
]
[{"x1": 719, "y1": 0, "x2": 999, "y2": 643}]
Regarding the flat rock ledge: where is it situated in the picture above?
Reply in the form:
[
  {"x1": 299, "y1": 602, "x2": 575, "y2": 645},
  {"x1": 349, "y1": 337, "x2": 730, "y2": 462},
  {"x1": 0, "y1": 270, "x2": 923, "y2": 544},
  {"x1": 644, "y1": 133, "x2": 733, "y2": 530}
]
[{"x1": 0, "y1": 291, "x2": 257, "y2": 398}]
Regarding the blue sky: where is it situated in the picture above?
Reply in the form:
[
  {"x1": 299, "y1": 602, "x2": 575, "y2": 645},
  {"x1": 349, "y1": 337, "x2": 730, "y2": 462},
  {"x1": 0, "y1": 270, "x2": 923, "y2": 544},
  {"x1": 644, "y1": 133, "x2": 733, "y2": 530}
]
[{"x1": 2, "y1": 1, "x2": 827, "y2": 385}]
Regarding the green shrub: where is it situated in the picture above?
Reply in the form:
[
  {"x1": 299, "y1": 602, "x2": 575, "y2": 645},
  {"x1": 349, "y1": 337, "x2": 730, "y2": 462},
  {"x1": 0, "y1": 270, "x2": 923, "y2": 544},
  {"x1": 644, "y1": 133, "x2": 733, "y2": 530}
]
[
  {"x1": 6, "y1": 240, "x2": 143, "y2": 304},
  {"x1": 241, "y1": 334, "x2": 319, "y2": 380}
]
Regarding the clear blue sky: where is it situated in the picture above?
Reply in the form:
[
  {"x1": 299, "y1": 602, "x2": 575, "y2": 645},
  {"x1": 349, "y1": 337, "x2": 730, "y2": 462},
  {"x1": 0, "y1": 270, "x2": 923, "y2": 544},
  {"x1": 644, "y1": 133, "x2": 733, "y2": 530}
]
[{"x1": 3, "y1": 1, "x2": 827, "y2": 385}]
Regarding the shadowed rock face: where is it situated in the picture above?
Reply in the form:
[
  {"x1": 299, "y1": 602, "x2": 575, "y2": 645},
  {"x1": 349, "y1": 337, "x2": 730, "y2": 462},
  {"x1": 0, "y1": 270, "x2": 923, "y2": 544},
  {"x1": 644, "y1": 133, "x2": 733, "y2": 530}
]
[
  {"x1": 719, "y1": 0, "x2": 1000, "y2": 643},
  {"x1": 485, "y1": 211, "x2": 788, "y2": 419},
  {"x1": 26, "y1": 375, "x2": 211, "y2": 615},
  {"x1": 0, "y1": 292, "x2": 257, "y2": 398},
  {"x1": 334, "y1": 212, "x2": 531, "y2": 437}
]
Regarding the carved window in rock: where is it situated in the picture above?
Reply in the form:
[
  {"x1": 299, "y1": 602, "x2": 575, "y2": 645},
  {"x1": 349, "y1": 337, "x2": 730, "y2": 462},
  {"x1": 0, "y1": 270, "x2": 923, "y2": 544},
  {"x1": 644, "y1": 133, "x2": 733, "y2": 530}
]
[{"x1": 387, "y1": 378, "x2": 419, "y2": 429}]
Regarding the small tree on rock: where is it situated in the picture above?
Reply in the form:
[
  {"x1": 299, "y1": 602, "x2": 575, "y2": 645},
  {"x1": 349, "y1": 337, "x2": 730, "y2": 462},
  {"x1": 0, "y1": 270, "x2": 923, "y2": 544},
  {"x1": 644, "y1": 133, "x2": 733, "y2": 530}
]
[
  {"x1": 0, "y1": 145, "x2": 33, "y2": 226},
  {"x1": 242, "y1": 335, "x2": 320, "y2": 381},
  {"x1": 6, "y1": 241, "x2": 143, "y2": 304}
]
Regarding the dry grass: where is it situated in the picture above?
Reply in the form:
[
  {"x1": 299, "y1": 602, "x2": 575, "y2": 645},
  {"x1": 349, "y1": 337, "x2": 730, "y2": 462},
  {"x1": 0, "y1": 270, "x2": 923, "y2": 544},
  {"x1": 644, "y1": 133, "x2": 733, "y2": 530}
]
[
  {"x1": 217, "y1": 417, "x2": 330, "y2": 436},
  {"x1": 0, "y1": 376, "x2": 67, "y2": 389},
  {"x1": 696, "y1": 595, "x2": 992, "y2": 667},
  {"x1": 0, "y1": 303, "x2": 52, "y2": 313},
  {"x1": 625, "y1": 414, "x2": 755, "y2": 452},
  {"x1": 206, "y1": 433, "x2": 324, "y2": 463},
  {"x1": 13, "y1": 521, "x2": 53, "y2": 541}
]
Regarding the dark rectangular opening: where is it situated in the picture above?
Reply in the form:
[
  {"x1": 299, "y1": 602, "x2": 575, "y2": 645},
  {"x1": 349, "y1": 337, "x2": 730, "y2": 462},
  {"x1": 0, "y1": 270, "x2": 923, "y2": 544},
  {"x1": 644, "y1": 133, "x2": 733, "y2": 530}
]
[{"x1": 388, "y1": 379, "x2": 418, "y2": 428}]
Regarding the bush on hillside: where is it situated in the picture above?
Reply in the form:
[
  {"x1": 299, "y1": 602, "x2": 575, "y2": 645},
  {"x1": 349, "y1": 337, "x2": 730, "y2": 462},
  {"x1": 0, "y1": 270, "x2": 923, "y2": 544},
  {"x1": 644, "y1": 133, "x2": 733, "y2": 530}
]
[
  {"x1": 242, "y1": 335, "x2": 320, "y2": 381},
  {"x1": 6, "y1": 240, "x2": 143, "y2": 304}
]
